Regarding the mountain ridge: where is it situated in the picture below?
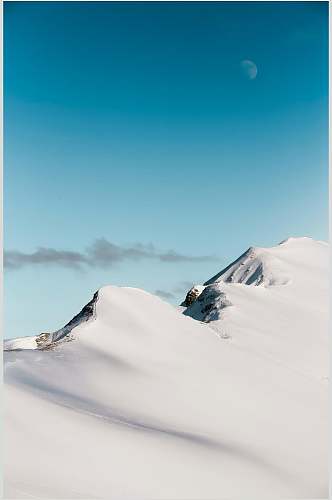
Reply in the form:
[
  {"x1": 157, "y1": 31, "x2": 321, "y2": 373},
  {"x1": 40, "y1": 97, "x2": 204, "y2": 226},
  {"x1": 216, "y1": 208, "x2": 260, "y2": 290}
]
[
  {"x1": 4, "y1": 236, "x2": 328, "y2": 352},
  {"x1": 4, "y1": 235, "x2": 328, "y2": 498}
]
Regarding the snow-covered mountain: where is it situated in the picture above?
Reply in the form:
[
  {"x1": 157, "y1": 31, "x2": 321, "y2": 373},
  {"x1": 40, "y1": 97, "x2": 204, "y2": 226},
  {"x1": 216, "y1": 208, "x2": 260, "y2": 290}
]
[
  {"x1": 182, "y1": 236, "x2": 329, "y2": 380},
  {"x1": 4, "y1": 237, "x2": 328, "y2": 499}
]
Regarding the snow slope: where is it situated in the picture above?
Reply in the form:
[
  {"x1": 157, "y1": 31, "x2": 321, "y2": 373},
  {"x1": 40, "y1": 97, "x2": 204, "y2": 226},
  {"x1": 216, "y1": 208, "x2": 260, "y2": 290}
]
[
  {"x1": 183, "y1": 237, "x2": 329, "y2": 381},
  {"x1": 4, "y1": 237, "x2": 328, "y2": 499}
]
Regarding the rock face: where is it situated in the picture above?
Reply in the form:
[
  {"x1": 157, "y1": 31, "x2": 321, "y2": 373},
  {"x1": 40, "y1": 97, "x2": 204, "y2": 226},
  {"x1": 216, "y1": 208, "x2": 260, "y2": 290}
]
[
  {"x1": 35, "y1": 333, "x2": 52, "y2": 349},
  {"x1": 51, "y1": 291, "x2": 99, "y2": 344},
  {"x1": 183, "y1": 283, "x2": 232, "y2": 323},
  {"x1": 180, "y1": 285, "x2": 204, "y2": 307}
]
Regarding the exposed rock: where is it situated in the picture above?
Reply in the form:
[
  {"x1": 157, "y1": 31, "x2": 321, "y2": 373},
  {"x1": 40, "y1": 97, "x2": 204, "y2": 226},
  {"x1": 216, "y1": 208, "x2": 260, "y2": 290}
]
[
  {"x1": 51, "y1": 291, "x2": 99, "y2": 344},
  {"x1": 183, "y1": 283, "x2": 232, "y2": 323},
  {"x1": 4, "y1": 291, "x2": 99, "y2": 352},
  {"x1": 181, "y1": 285, "x2": 205, "y2": 307},
  {"x1": 35, "y1": 333, "x2": 52, "y2": 349}
]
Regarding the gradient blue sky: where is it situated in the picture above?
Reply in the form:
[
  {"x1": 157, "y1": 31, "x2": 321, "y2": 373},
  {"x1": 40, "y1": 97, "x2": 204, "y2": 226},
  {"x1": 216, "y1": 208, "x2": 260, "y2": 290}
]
[{"x1": 4, "y1": 1, "x2": 328, "y2": 339}]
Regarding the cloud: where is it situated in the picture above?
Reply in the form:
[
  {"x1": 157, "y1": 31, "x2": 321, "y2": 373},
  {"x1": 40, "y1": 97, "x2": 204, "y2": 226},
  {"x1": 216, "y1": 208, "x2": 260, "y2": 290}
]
[
  {"x1": 155, "y1": 290, "x2": 176, "y2": 300},
  {"x1": 88, "y1": 239, "x2": 217, "y2": 267},
  {"x1": 158, "y1": 251, "x2": 214, "y2": 263},
  {"x1": 4, "y1": 238, "x2": 218, "y2": 271},
  {"x1": 87, "y1": 239, "x2": 155, "y2": 268},
  {"x1": 4, "y1": 248, "x2": 88, "y2": 270},
  {"x1": 172, "y1": 281, "x2": 195, "y2": 293}
]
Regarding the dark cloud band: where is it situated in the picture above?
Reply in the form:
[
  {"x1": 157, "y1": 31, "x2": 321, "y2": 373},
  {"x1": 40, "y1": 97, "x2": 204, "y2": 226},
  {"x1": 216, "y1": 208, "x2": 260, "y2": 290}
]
[{"x1": 4, "y1": 238, "x2": 217, "y2": 271}]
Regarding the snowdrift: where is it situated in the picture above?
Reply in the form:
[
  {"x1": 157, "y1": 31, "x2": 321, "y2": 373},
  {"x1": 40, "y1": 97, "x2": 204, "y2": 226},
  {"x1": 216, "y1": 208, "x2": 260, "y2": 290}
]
[{"x1": 4, "y1": 237, "x2": 328, "y2": 499}]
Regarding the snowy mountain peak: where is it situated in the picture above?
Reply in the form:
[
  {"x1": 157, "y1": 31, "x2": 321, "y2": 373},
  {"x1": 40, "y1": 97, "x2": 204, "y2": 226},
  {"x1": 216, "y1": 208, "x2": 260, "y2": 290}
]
[
  {"x1": 202, "y1": 236, "x2": 327, "y2": 289},
  {"x1": 182, "y1": 236, "x2": 328, "y2": 326},
  {"x1": 278, "y1": 236, "x2": 327, "y2": 246},
  {"x1": 204, "y1": 245, "x2": 290, "y2": 288}
]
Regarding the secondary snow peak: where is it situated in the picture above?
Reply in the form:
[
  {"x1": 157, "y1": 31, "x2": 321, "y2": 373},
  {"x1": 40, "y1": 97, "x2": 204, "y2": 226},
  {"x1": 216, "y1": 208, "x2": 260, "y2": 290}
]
[
  {"x1": 204, "y1": 245, "x2": 290, "y2": 288},
  {"x1": 181, "y1": 236, "x2": 327, "y2": 329}
]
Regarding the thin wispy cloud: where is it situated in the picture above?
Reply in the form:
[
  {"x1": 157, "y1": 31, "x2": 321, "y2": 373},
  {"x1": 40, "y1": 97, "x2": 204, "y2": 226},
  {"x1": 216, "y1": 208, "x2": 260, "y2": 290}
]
[
  {"x1": 172, "y1": 281, "x2": 195, "y2": 293},
  {"x1": 154, "y1": 281, "x2": 196, "y2": 303},
  {"x1": 4, "y1": 248, "x2": 89, "y2": 270},
  {"x1": 155, "y1": 290, "x2": 176, "y2": 300},
  {"x1": 4, "y1": 238, "x2": 218, "y2": 271}
]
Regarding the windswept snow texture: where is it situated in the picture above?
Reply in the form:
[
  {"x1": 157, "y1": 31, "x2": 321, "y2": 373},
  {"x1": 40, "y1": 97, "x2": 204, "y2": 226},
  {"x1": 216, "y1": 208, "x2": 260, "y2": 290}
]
[{"x1": 4, "y1": 237, "x2": 328, "y2": 499}]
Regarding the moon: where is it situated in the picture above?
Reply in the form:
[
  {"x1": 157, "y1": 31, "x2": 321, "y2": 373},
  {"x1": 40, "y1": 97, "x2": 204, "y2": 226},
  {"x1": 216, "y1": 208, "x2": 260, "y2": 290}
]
[{"x1": 240, "y1": 60, "x2": 258, "y2": 80}]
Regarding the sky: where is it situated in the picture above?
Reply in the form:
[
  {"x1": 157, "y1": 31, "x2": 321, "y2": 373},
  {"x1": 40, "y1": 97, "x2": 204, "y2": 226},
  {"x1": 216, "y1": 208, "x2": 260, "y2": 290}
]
[{"x1": 4, "y1": 1, "x2": 328, "y2": 339}]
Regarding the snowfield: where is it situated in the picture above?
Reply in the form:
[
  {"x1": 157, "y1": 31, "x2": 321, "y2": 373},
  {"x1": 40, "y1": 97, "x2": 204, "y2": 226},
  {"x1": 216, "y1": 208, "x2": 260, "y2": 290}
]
[{"x1": 4, "y1": 237, "x2": 328, "y2": 499}]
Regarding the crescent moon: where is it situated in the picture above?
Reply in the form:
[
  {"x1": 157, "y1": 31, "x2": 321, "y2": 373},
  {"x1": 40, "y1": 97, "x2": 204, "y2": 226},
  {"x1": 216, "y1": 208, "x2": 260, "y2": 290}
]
[{"x1": 240, "y1": 60, "x2": 258, "y2": 80}]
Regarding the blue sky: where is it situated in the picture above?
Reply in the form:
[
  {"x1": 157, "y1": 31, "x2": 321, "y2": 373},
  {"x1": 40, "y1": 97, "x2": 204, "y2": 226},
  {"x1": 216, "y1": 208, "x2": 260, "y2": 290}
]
[{"x1": 4, "y1": 1, "x2": 328, "y2": 339}]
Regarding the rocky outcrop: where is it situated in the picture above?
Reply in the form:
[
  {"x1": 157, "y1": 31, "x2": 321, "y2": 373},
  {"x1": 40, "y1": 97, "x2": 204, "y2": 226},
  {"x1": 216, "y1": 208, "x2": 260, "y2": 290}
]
[
  {"x1": 50, "y1": 291, "x2": 99, "y2": 344},
  {"x1": 4, "y1": 291, "x2": 99, "y2": 351},
  {"x1": 180, "y1": 285, "x2": 205, "y2": 307},
  {"x1": 35, "y1": 333, "x2": 52, "y2": 349},
  {"x1": 183, "y1": 284, "x2": 232, "y2": 323}
]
